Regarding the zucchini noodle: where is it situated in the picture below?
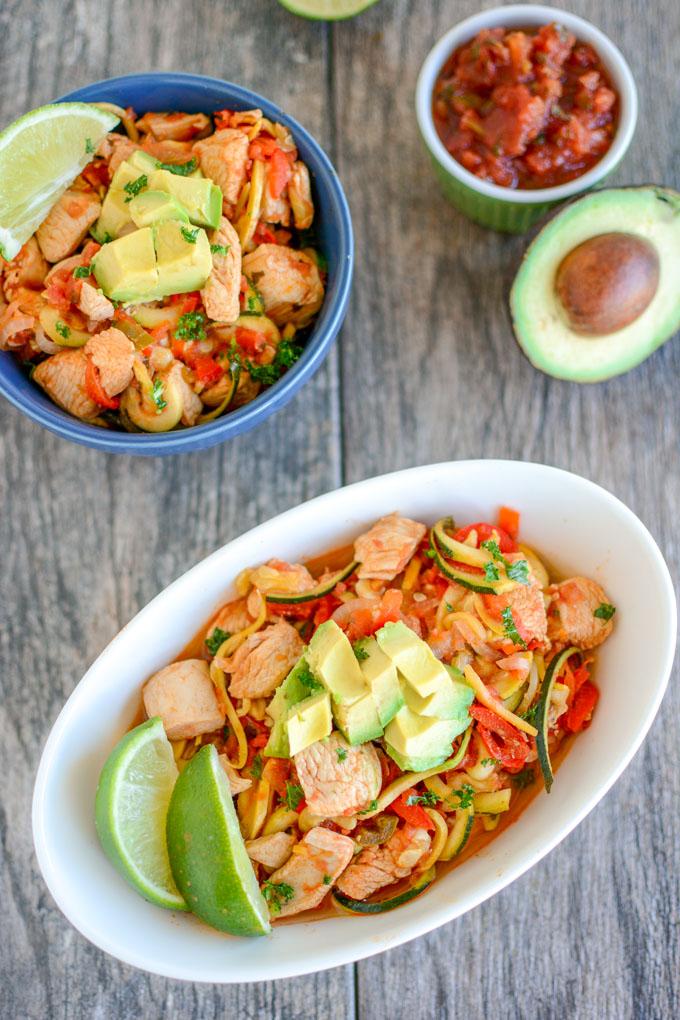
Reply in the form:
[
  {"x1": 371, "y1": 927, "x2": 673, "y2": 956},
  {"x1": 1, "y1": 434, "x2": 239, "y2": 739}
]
[
  {"x1": 444, "y1": 611, "x2": 486, "y2": 641},
  {"x1": 209, "y1": 660, "x2": 248, "y2": 769},
  {"x1": 517, "y1": 660, "x2": 540, "y2": 716},
  {"x1": 94, "y1": 102, "x2": 139, "y2": 140},
  {"x1": 440, "y1": 807, "x2": 474, "y2": 861},
  {"x1": 462, "y1": 664, "x2": 538, "y2": 737},
  {"x1": 236, "y1": 698, "x2": 251, "y2": 718},
  {"x1": 472, "y1": 594, "x2": 506, "y2": 635},
  {"x1": 237, "y1": 158, "x2": 265, "y2": 249},
  {"x1": 418, "y1": 809, "x2": 448, "y2": 870},
  {"x1": 519, "y1": 543, "x2": 550, "y2": 589},
  {"x1": 482, "y1": 815, "x2": 500, "y2": 832},
  {"x1": 402, "y1": 556, "x2": 421, "y2": 591},
  {"x1": 214, "y1": 593, "x2": 267, "y2": 661}
]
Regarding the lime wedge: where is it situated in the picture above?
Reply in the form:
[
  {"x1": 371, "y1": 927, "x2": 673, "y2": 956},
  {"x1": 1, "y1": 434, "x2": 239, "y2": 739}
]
[
  {"x1": 166, "y1": 744, "x2": 271, "y2": 936},
  {"x1": 277, "y1": 0, "x2": 379, "y2": 19},
  {"x1": 95, "y1": 717, "x2": 187, "y2": 911},
  {"x1": 0, "y1": 102, "x2": 119, "y2": 261}
]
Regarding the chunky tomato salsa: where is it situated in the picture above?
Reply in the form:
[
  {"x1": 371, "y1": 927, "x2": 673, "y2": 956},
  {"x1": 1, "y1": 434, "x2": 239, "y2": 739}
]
[{"x1": 432, "y1": 23, "x2": 619, "y2": 190}]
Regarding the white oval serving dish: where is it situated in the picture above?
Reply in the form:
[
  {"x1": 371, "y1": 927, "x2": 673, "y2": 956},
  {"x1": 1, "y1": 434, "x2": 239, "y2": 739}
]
[{"x1": 32, "y1": 461, "x2": 676, "y2": 982}]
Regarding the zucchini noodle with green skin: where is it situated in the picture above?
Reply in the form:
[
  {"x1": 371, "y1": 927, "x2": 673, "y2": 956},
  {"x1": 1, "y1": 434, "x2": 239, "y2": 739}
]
[
  {"x1": 1, "y1": 104, "x2": 326, "y2": 432},
  {"x1": 140, "y1": 507, "x2": 615, "y2": 925}
]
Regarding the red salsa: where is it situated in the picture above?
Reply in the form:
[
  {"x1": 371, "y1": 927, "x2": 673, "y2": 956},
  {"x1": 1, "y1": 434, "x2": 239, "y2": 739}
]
[{"x1": 432, "y1": 23, "x2": 619, "y2": 190}]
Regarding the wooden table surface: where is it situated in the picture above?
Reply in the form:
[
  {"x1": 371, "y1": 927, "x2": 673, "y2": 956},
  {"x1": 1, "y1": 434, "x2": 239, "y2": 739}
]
[{"x1": 1, "y1": 1, "x2": 678, "y2": 1017}]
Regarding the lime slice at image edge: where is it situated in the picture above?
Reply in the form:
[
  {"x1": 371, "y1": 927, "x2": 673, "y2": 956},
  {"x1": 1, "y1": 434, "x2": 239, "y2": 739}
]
[
  {"x1": 95, "y1": 716, "x2": 187, "y2": 911},
  {"x1": 277, "y1": 0, "x2": 380, "y2": 20},
  {"x1": 0, "y1": 102, "x2": 119, "y2": 261},
  {"x1": 166, "y1": 743, "x2": 272, "y2": 937}
]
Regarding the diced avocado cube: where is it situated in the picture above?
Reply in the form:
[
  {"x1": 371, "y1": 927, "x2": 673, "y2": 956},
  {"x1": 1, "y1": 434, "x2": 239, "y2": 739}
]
[
  {"x1": 376, "y1": 621, "x2": 450, "y2": 698},
  {"x1": 286, "y1": 690, "x2": 332, "y2": 757},
  {"x1": 383, "y1": 743, "x2": 450, "y2": 774},
  {"x1": 384, "y1": 706, "x2": 460, "y2": 772},
  {"x1": 93, "y1": 155, "x2": 155, "y2": 241},
  {"x1": 307, "y1": 620, "x2": 368, "y2": 707},
  {"x1": 148, "y1": 168, "x2": 222, "y2": 229},
  {"x1": 92, "y1": 228, "x2": 159, "y2": 304},
  {"x1": 153, "y1": 220, "x2": 212, "y2": 297},
  {"x1": 358, "y1": 637, "x2": 404, "y2": 727},
  {"x1": 402, "y1": 670, "x2": 473, "y2": 722},
  {"x1": 264, "y1": 657, "x2": 316, "y2": 758},
  {"x1": 126, "y1": 150, "x2": 159, "y2": 173},
  {"x1": 129, "y1": 190, "x2": 190, "y2": 228},
  {"x1": 333, "y1": 689, "x2": 383, "y2": 746}
]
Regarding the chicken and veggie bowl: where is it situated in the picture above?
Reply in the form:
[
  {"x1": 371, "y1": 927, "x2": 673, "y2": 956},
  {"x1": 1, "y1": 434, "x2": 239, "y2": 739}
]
[
  {"x1": 95, "y1": 506, "x2": 615, "y2": 934},
  {"x1": 0, "y1": 105, "x2": 325, "y2": 432}
]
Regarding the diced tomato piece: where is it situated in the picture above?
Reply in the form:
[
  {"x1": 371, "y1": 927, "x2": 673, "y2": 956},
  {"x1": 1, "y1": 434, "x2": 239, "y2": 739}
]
[
  {"x1": 235, "y1": 326, "x2": 266, "y2": 356},
  {"x1": 193, "y1": 355, "x2": 224, "y2": 387},
  {"x1": 169, "y1": 292, "x2": 200, "y2": 313},
  {"x1": 253, "y1": 222, "x2": 278, "y2": 246},
  {"x1": 81, "y1": 159, "x2": 110, "y2": 188},
  {"x1": 249, "y1": 734, "x2": 269, "y2": 749},
  {"x1": 469, "y1": 703, "x2": 530, "y2": 772},
  {"x1": 84, "y1": 358, "x2": 120, "y2": 410},
  {"x1": 213, "y1": 109, "x2": 233, "y2": 130},
  {"x1": 389, "y1": 791, "x2": 436, "y2": 831},
  {"x1": 345, "y1": 588, "x2": 403, "y2": 642},
  {"x1": 454, "y1": 522, "x2": 518, "y2": 553},
  {"x1": 264, "y1": 757, "x2": 291, "y2": 797},
  {"x1": 563, "y1": 681, "x2": 599, "y2": 733},
  {"x1": 268, "y1": 146, "x2": 292, "y2": 198},
  {"x1": 249, "y1": 136, "x2": 280, "y2": 161}
]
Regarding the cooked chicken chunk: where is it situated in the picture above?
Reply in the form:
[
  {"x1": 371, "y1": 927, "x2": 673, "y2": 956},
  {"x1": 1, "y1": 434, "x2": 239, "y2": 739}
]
[
  {"x1": 206, "y1": 598, "x2": 253, "y2": 647},
  {"x1": 96, "y1": 132, "x2": 138, "y2": 173},
  {"x1": 241, "y1": 244, "x2": 323, "y2": 326},
  {"x1": 294, "y1": 733, "x2": 382, "y2": 817},
  {"x1": 194, "y1": 128, "x2": 250, "y2": 205},
  {"x1": 354, "y1": 513, "x2": 426, "y2": 581},
  {"x1": 484, "y1": 575, "x2": 549, "y2": 647},
  {"x1": 288, "y1": 161, "x2": 314, "y2": 230},
  {"x1": 33, "y1": 349, "x2": 100, "y2": 420},
  {"x1": 136, "y1": 111, "x2": 210, "y2": 142},
  {"x1": 143, "y1": 658, "x2": 225, "y2": 740},
  {"x1": 0, "y1": 299, "x2": 37, "y2": 351},
  {"x1": 168, "y1": 361, "x2": 203, "y2": 426},
  {"x1": 84, "y1": 327, "x2": 135, "y2": 397},
  {"x1": 3, "y1": 238, "x2": 47, "y2": 301},
  {"x1": 223, "y1": 621, "x2": 304, "y2": 699},
  {"x1": 246, "y1": 831, "x2": 296, "y2": 870},
  {"x1": 336, "y1": 825, "x2": 430, "y2": 900},
  {"x1": 201, "y1": 217, "x2": 241, "y2": 324},
  {"x1": 266, "y1": 826, "x2": 354, "y2": 917},
  {"x1": 36, "y1": 188, "x2": 101, "y2": 263},
  {"x1": 548, "y1": 577, "x2": 615, "y2": 650},
  {"x1": 261, "y1": 164, "x2": 291, "y2": 226},
  {"x1": 218, "y1": 753, "x2": 253, "y2": 795},
  {"x1": 78, "y1": 281, "x2": 115, "y2": 322}
]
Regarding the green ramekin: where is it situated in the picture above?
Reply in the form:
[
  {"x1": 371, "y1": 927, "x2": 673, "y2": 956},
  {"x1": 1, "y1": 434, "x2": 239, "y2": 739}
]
[{"x1": 415, "y1": 5, "x2": 638, "y2": 234}]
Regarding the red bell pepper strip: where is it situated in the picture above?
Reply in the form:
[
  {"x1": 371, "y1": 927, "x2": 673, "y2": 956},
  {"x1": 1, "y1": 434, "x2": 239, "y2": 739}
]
[
  {"x1": 454, "y1": 522, "x2": 518, "y2": 553},
  {"x1": 84, "y1": 359, "x2": 120, "y2": 410},
  {"x1": 389, "y1": 791, "x2": 436, "y2": 831},
  {"x1": 563, "y1": 681, "x2": 599, "y2": 733},
  {"x1": 498, "y1": 506, "x2": 520, "y2": 540},
  {"x1": 469, "y1": 703, "x2": 530, "y2": 772}
]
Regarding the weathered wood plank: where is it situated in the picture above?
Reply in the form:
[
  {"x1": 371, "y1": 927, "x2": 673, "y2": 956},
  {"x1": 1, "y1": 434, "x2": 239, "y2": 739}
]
[
  {"x1": 0, "y1": 2, "x2": 351, "y2": 1017},
  {"x1": 332, "y1": 1, "x2": 680, "y2": 1017}
]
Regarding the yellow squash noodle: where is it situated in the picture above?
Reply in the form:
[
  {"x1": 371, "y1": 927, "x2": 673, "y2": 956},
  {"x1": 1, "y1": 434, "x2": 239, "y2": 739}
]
[
  {"x1": 418, "y1": 809, "x2": 449, "y2": 871},
  {"x1": 209, "y1": 660, "x2": 248, "y2": 769},
  {"x1": 463, "y1": 664, "x2": 538, "y2": 737}
]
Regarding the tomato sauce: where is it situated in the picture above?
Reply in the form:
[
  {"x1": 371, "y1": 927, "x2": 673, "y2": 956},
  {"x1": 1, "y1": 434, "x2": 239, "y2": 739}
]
[{"x1": 432, "y1": 23, "x2": 619, "y2": 190}]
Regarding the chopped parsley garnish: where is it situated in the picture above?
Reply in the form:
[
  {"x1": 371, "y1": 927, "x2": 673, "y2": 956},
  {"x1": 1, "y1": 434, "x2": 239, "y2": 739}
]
[
  {"x1": 481, "y1": 539, "x2": 529, "y2": 586},
  {"x1": 358, "y1": 799, "x2": 378, "y2": 815},
  {"x1": 156, "y1": 157, "x2": 198, "y2": 176},
  {"x1": 206, "y1": 627, "x2": 231, "y2": 655},
  {"x1": 151, "y1": 378, "x2": 167, "y2": 411},
  {"x1": 406, "y1": 790, "x2": 440, "y2": 807},
  {"x1": 322, "y1": 874, "x2": 332, "y2": 885},
  {"x1": 175, "y1": 310, "x2": 207, "y2": 341},
  {"x1": 210, "y1": 243, "x2": 231, "y2": 256},
  {"x1": 249, "y1": 754, "x2": 263, "y2": 779},
  {"x1": 297, "y1": 661, "x2": 323, "y2": 692},
  {"x1": 85, "y1": 137, "x2": 95, "y2": 155},
  {"x1": 512, "y1": 767, "x2": 535, "y2": 790},
  {"x1": 481, "y1": 757, "x2": 501, "y2": 768},
  {"x1": 247, "y1": 339, "x2": 303, "y2": 386},
  {"x1": 594, "y1": 602, "x2": 616, "y2": 621},
  {"x1": 123, "y1": 174, "x2": 148, "y2": 202},
  {"x1": 336, "y1": 747, "x2": 348, "y2": 762},
  {"x1": 484, "y1": 561, "x2": 500, "y2": 582},
  {"x1": 261, "y1": 880, "x2": 294, "y2": 913},
  {"x1": 424, "y1": 548, "x2": 436, "y2": 559},
  {"x1": 353, "y1": 640, "x2": 369, "y2": 662},
  {"x1": 222, "y1": 724, "x2": 230, "y2": 740},
  {"x1": 181, "y1": 226, "x2": 200, "y2": 245},
  {"x1": 501, "y1": 606, "x2": 527, "y2": 649},
  {"x1": 284, "y1": 782, "x2": 304, "y2": 811},
  {"x1": 55, "y1": 321, "x2": 71, "y2": 339},
  {"x1": 243, "y1": 278, "x2": 264, "y2": 315},
  {"x1": 101, "y1": 232, "x2": 114, "y2": 244},
  {"x1": 445, "y1": 602, "x2": 454, "y2": 612},
  {"x1": 450, "y1": 783, "x2": 474, "y2": 809},
  {"x1": 72, "y1": 265, "x2": 90, "y2": 279}
]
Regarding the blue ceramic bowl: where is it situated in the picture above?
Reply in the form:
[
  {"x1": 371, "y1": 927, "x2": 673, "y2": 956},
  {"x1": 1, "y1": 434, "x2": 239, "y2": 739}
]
[{"x1": 0, "y1": 73, "x2": 354, "y2": 455}]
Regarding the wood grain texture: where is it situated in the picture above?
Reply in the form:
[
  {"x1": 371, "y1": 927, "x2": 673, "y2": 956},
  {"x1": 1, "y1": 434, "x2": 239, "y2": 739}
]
[{"x1": 1, "y1": 0, "x2": 678, "y2": 1018}]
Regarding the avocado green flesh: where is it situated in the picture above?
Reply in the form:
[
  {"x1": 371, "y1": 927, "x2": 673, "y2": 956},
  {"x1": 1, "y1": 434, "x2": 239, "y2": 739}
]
[
  {"x1": 511, "y1": 187, "x2": 680, "y2": 382},
  {"x1": 166, "y1": 745, "x2": 271, "y2": 936}
]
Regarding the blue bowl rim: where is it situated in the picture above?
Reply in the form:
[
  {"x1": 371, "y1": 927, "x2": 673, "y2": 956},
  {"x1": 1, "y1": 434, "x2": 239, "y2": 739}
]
[{"x1": 0, "y1": 71, "x2": 354, "y2": 455}]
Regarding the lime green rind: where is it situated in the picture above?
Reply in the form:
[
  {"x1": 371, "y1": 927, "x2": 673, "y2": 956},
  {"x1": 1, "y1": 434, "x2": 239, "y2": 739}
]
[
  {"x1": 277, "y1": 0, "x2": 379, "y2": 19},
  {"x1": 94, "y1": 716, "x2": 187, "y2": 911},
  {"x1": 0, "y1": 102, "x2": 119, "y2": 261},
  {"x1": 166, "y1": 744, "x2": 271, "y2": 937},
  {"x1": 510, "y1": 186, "x2": 680, "y2": 382}
]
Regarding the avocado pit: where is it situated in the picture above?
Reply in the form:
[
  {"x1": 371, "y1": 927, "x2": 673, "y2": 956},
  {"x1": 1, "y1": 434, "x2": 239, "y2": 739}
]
[{"x1": 555, "y1": 232, "x2": 660, "y2": 336}]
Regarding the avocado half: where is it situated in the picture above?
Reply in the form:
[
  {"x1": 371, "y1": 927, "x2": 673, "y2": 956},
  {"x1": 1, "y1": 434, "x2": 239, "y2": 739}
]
[{"x1": 510, "y1": 187, "x2": 680, "y2": 382}]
